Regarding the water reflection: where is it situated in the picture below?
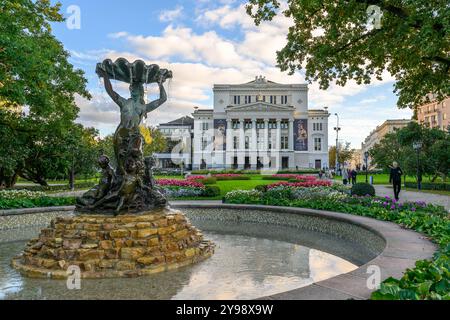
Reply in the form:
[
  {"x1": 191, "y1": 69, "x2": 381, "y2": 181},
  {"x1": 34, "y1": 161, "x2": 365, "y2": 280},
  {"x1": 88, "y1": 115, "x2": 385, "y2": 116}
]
[{"x1": 0, "y1": 231, "x2": 357, "y2": 300}]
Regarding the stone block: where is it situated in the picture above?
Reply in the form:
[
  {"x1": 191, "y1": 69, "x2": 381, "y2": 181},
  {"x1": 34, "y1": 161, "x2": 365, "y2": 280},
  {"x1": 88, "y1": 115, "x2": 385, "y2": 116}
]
[
  {"x1": 120, "y1": 247, "x2": 145, "y2": 260},
  {"x1": 137, "y1": 256, "x2": 156, "y2": 265},
  {"x1": 78, "y1": 249, "x2": 104, "y2": 261},
  {"x1": 136, "y1": 222, "x2": 152, "y2": 229},
  {"x1": 63, "y1": 239, "x2": 82, "y2": 250},
  {"x1": 137, "y1": 228, "x2": 158, "y2": 238},
  {"x1": 147, "y1": 237, "x2": 159, "y2": 247},
  {"x1": 110, "y1": 229, "x2": 130, "y2": 238},
  {"x1": 116, "y1": 261, "x2": 136, "y2": 271},
  {"x1": 99, "y1": 240, "x2": 113, "y2": 250}
]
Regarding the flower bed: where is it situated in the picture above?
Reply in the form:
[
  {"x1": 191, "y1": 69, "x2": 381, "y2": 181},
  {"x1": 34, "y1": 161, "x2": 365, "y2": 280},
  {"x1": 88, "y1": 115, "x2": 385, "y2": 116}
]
[
  {"x1": 267, "y1": 180, "x2": 332, "y2": 189},
  {"x1": 157, "y1": 179, "x2": 205, "y2": 188},
  {"x1": 224, "y1": 186, "x2": 450, "y2": 300},
  {"x1": 0, "y1": 190, "x2": 75, "y2": 210},
  {"x1": 156, "y1": 179, "x2": 207, "y2": 198}
]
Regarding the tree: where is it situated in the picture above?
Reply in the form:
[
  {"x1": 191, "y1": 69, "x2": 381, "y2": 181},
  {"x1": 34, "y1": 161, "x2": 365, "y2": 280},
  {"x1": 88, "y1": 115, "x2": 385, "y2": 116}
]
[
  {"x1": 0, "y1": 0, "x2": 90, "y2": 187},
  {"x1": 329, "y1": 142, "x2": 354, "y2": 168},
  {"x1": 246, "y1": 0, "x2": 450, "y2": 109},
  {"x1": 143, "y1": 126, "x2": 167, "y2": 156},
  {"x1": 370, "y1": 122, "x2": 449, "y2": 181}
]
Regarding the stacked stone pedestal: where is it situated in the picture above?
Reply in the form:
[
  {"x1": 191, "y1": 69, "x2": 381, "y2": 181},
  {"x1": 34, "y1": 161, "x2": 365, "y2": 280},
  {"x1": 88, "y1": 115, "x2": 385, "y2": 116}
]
[{"x1": 11, "y1": 208, "x2": 215, "y2": 279}]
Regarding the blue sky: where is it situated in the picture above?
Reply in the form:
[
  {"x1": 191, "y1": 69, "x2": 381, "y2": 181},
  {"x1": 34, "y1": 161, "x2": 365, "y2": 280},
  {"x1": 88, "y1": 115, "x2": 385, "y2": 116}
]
[{"x1": 51, "y1": 0, "x2": 412, "y2": 148}]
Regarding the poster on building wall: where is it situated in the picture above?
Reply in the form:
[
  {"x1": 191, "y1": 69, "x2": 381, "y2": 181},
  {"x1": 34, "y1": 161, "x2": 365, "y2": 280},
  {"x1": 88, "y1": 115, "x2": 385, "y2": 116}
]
[
  {"x1": 293, "y1": 119, "x2": 308, "y2": 151},
  {"x1": 214, "y1": 119, "x2": 227, "y2": 151}
]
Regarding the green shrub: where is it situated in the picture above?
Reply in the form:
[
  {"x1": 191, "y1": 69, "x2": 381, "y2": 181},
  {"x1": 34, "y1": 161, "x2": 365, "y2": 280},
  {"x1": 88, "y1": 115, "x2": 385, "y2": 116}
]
[
  {"x1": 215, "y1": 176, "x2": 250, "y2": 181},
  {"x1": 202, "y1": 186, "x2": 221, "y2": 197},
  {"x1": 200, "y1": 177, "x2": 217, "y2": 185},
  {"x1": 351, "y1": 183, "x2": 376, "y2": 196},
  {"x1": 12, "y1": 182, "x2": 95, "y2": 192},
  {"x1": 0, "y1": 197, "x2": 76, "y2": 210}
]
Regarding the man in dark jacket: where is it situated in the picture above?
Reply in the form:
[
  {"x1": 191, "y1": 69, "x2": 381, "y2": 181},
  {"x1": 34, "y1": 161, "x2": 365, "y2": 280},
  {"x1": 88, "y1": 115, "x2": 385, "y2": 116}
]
[{"x1": 389, "y1": 161, "x2": 403, "y2": 201}]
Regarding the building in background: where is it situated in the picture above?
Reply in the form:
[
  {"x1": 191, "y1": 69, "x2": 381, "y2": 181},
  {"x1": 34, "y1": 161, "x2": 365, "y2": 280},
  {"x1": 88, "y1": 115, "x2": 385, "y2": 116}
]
[
  {"x1": 349, "y1": 149, "x2": 362, "y2": 171},
  {"x1": 360, "y1": 119, "x2": 411, "y2": 169},
  {"x1": 154, "y1": 116, "x2": 194, "y2": 170},
  {"x1": 192, "y1": 76, "x2": 330, "y2": 170},
  {"x1": 417, "y1": 94, "x2": 449, "y2": 130}
]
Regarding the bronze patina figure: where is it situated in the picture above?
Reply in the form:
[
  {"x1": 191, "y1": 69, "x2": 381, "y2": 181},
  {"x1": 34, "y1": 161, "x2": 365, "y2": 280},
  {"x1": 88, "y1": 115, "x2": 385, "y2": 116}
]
[{"x1": 76, "y1": 58, "x2": 173, "y2": 215}]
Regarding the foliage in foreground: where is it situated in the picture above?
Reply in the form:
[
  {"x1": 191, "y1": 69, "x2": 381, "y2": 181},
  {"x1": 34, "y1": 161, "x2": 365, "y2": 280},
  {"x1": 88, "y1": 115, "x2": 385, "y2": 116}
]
[
  {"x1": 0, "y1": 197, "x2": 76, "y2": 210},
  {"x1": 225, "y1": 186, "x2": 450, "y2": 300}
]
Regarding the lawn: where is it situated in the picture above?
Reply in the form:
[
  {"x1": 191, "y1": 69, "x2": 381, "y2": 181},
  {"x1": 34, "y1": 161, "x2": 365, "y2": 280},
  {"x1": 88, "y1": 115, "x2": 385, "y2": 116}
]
[{"x1": 333, "y1": 173, "x2": 442, "y2": 185}]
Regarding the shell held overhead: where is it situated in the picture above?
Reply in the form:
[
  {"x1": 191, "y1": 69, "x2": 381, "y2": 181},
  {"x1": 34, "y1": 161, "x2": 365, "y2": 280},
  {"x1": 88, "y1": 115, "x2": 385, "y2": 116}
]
[{"x1": 96, "y1": 58, "x2": 173, "y2": 84}]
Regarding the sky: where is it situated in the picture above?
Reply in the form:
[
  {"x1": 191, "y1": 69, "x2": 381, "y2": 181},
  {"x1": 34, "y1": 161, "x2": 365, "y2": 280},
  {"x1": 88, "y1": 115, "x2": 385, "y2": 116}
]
[{"x1": 50, "y1": 0, "x2": 413, "y2": 148}]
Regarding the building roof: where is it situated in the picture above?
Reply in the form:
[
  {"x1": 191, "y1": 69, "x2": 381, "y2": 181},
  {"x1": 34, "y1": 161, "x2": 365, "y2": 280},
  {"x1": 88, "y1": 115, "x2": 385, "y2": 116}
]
[{"x1": 159, "y1": 116, "x2": 194, "y2": 127}]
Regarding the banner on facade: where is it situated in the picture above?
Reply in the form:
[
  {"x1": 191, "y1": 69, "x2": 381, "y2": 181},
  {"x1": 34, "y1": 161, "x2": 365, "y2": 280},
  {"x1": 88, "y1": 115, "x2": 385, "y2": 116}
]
[
  {"x1": 214, "y1": 119, "x2": 227, "y2": 151},
  {"x1": 293, "y1": 119, "x2": 308, "y2": 151}
]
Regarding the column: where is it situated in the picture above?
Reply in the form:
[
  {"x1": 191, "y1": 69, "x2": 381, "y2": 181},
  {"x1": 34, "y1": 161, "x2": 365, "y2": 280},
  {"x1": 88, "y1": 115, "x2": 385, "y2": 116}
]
[
  {"x1": 226, "y1": 119, "x2": 233, "y2": 151},
  {"x1": 226, "y1": 119, "x2": 233, "y2": 169},
  {"x1": 276, "y1": 119, "x2": 282, "y2": 150},
  {"x1": 251, "y1": 118, "x2": 257, "y2": 151},
  {"x1": 251, "y1": 118, "x2": 258, "y2": 169},
  {"x1": 239, "y1": 119, "x2": 245, "y2": 150},
  {"x1": 289, "y1": 119, "x2": 294, "y2": 150},
  {"x1": 264, "y1": 119, "x2": 269, "y2": 151},
  {"x1": 239, "y1": 118, "x2": 245, "y2": 168}
]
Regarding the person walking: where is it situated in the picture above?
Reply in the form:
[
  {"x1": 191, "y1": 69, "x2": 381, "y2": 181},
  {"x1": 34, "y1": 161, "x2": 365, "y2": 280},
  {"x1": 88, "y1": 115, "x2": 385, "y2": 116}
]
[
  {"x1": 389, "y1": 161, "x2": 403, "y2": 201},
  {"x1": 342, "y1": 165, "x2": 349, "y2": 185},
  {"x1": 351, "y1": 169, "x2": 357, "y2": 185}
]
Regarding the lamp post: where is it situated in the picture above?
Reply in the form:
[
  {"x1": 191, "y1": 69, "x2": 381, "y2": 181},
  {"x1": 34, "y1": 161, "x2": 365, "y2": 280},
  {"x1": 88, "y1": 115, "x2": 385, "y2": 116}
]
[
  {"x1": 364, "y1": 151, "x2": 369, "y2": 183},
  {"x1": 334, "y1": 113, "x2": 341, "y2": 175},
  {"x1": 412, "y1": 141, "x2": 423, "y2": 191}
]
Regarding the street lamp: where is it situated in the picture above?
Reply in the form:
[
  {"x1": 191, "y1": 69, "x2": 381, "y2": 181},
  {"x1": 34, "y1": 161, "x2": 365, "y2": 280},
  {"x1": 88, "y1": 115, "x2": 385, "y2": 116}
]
[
  {"x1": 412, "y1": 141, "x2": 423, "y2": 191},
  {"x1": 364, "y1": 151, "x2": 370, "y2": 183},
  {"x1": 334, "y1": 113, "x2": 341, "y2": 175}
]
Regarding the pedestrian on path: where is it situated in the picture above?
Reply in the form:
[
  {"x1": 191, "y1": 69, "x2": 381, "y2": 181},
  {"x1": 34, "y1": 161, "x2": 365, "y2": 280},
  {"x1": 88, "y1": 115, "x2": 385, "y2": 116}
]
[
  {"x1": 351, "y1": 169, "x2": 357, "y2": 185},
  {"x1": 342, "y1": 165, "x2": 349, "y2": 185},
  {"x1": 389, "y1": 161, "x2": 403, "y2": 201}
]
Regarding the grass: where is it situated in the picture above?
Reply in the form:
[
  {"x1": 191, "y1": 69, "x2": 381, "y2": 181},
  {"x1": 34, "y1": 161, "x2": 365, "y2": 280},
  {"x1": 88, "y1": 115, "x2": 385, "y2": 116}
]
[{"x1": 333, "y1": 173, "x2": 447, "y2": 185}]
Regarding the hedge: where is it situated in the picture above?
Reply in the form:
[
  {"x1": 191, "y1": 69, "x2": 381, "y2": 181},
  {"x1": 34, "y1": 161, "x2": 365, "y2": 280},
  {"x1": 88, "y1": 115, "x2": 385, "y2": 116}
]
[
  {"x1": 12, "y1": 182, "x2": 96, "y2": 192},
  {"x1": 405, "y1": 182, "x2": 450, "y2": 191}
]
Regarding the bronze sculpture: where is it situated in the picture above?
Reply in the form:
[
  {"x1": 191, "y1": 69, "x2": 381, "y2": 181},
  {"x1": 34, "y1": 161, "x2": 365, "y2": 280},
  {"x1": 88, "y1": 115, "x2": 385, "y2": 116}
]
[{"x1": 77, "y1": 58, "x2": 172, "y2": 215}]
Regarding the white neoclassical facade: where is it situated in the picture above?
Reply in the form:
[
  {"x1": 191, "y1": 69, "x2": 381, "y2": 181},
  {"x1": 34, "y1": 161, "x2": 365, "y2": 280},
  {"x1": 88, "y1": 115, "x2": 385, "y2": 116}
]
[{"x1": 192, "y1": 76, "x2": 330, "y2": 170}]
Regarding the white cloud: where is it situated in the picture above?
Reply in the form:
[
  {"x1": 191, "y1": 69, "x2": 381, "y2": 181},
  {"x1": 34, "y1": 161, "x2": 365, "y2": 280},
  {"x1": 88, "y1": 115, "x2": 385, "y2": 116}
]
[
  {"x1": 73, "y1": 3, "x2": 401, "y2": 147},
  {"x1": 159, "y1": 5, "x2": 184, "y2": 22}
]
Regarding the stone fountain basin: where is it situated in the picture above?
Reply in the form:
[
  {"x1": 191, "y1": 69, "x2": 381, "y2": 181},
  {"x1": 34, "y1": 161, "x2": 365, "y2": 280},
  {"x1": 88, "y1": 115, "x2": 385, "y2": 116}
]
[{"x1": 0, "y1": 203, "x2": 437, "y2": 300}]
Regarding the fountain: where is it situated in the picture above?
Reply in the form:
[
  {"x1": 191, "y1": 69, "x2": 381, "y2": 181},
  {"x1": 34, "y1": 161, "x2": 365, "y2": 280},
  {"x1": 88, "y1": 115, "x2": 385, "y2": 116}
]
[{"x1": 11, "y1": 58, "x2": 215, "y2": 279}]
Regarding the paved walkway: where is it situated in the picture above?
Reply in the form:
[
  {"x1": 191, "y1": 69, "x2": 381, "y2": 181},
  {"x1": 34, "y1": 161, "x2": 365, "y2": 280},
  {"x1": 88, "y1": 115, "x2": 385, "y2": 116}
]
[{"x1": 374, "y1": 185, "x2": 450, "y2": 211}]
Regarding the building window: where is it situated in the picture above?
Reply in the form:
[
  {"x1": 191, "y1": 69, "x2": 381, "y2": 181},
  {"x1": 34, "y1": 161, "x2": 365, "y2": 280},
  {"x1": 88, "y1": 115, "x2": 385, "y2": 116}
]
[
  {"x1": 281, "y1": 96, "x2": 288, "y2": 104},
  {"x1": 268, "y1": 121, "x2": 277, "y2": 129},
  {"x1": 244, "y1": 120, "x2": 252, "y2": 130},
  {"x1": 245, "y1": 136, "x2": 250, "y2": 149},
  {"x1": 244, "y1": 95, "x2": 252, "y2": 104},
  {"x1": 233, "y1": 136, "x2": 239, "y2": 149},
  {"x1": 256, "y1": 121, "x2": 265, "y2": 129},
  {"x1": 270, "y1": 96, "x2": 277, "y2": 104},
  {"x1": 234, "y1": 96, "x2": 241, "y2": 105},
  {"x1": 313, "y1": 123, "x2": 323, "y2": 131},
  {"x1": 202, "y1": 137, "x2": 208, "y2": 150},
  {"x1": 281, "y1": 136, "x2": 289, "y2": 150},
  {"x1": 314, "y1": 137, "x2": 322, "y2": 151},
  {"x1": 202, "y1": 122, "x2": 209, "y2": 131},
  {"x1": 280, "y1": 121, "x2": 289, "y2": 129},
  {"x1": 232, "y1": 120, "x2": 240, "y2": 129},
  {"x1": 268, "y1": 134, "x2": 272, "y2": 149}
]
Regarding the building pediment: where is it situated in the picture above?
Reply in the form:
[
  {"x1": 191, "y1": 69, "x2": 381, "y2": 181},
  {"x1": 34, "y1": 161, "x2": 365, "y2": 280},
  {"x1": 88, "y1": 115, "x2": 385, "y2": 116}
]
[{"x1": 226, "y1": 102, "x2": 295, "y2": 113}]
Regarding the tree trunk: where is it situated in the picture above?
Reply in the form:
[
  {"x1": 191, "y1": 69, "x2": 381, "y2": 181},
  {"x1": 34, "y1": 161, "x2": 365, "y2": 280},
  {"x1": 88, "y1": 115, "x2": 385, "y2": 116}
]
[{"x1": 69, "y1": 168, "x2": 75, "y2": 191}]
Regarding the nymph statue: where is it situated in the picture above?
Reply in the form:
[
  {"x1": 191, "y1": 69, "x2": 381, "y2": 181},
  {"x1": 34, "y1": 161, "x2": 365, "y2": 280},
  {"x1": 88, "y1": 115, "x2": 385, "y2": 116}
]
[{"x1": 76, "y1": 58, "x2": 172, "y2": 215}]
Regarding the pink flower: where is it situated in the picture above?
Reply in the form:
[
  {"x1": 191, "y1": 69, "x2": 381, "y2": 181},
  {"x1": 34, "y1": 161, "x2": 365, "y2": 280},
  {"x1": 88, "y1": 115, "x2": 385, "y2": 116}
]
[
  {"x1": 213, "y1": 174, "x2": 243, "y2": 178},
  {"x1": 187, "y1": 175, "x2": 206, "y2": 180},
  {"x1": 156, "y1": 179, "x2": 205, "y2": 188},
  {"x1": 267, "y1": 179, "x2": 332, "y2": 189}
]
